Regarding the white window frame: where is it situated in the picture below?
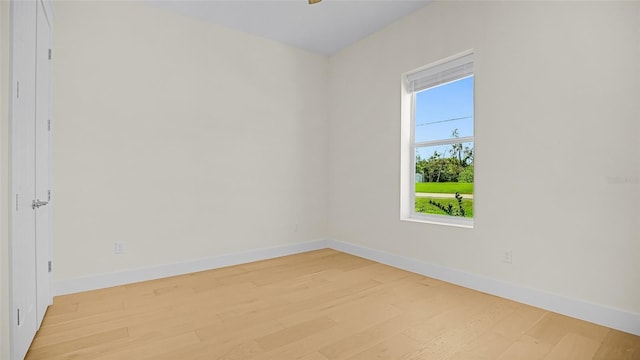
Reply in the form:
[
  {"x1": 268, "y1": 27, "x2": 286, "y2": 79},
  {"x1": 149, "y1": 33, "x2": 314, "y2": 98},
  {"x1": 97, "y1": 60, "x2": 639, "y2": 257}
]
[{"x1": 400, "y1": 50, "x2": 475, "y2": 228}]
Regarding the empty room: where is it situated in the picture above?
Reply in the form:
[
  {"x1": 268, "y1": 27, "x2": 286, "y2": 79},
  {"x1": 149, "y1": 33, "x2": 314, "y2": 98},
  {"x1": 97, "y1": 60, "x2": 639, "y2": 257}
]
[{"x1": 1, "y1": 0, "x2": 639, "y2": 359}]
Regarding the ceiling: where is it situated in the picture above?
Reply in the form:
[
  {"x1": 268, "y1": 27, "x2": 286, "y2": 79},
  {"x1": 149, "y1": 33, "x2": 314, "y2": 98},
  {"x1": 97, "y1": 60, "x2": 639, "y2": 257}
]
[{"x1": 149, "y1": 0, "x2": 431, "y2": 55}]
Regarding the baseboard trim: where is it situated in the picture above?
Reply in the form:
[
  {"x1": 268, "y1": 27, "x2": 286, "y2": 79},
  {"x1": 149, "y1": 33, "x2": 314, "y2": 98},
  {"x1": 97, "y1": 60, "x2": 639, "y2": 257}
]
[
  {"x1": 54, "y1": 239, "x2": 329, "y2": 296},
  {"x1": 326, "y1": 238, "x2": 640, "y2": 336},
  {"x1": 53, "y1": 237, "x2": 639, "y2": 336}
]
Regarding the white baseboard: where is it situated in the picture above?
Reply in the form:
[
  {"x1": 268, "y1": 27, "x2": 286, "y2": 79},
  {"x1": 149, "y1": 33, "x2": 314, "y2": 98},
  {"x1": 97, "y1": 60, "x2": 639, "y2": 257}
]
[
  {"x1": 326, "y1": 238, "x2": 640, "y2": 336},
  {"x1": 54, "y1": 237, "x2": 639, "y2": 336},
  {"x1": 54, "y1": 239, "x2": 329, "y2": 296}
]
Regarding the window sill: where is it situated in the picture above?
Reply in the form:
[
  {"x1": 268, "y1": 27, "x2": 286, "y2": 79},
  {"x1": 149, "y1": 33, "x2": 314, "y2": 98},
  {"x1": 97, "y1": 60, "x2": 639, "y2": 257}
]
[{"x1": 401, "y1": 214, "x2": 474, "y2": 229}]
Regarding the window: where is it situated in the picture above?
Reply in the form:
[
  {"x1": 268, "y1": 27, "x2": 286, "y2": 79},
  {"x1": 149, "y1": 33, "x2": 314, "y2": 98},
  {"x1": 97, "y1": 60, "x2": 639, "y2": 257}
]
[{"x1": 400, "y1": 51, "x2": 474, "y2": 227}]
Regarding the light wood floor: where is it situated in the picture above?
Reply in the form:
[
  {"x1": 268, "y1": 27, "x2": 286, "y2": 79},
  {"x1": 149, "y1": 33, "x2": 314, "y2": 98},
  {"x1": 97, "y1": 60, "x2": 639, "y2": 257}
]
[{"x1": 26, "y1": 249, "x2": 639, "y2": 360}]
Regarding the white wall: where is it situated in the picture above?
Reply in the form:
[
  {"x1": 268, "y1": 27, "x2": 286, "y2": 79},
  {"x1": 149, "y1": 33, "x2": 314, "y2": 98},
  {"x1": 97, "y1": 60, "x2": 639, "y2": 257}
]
[
  {"x1": 52, "y1": 1, "x2": 328, "y2": 282},
  {"x1": 328, "y1": 0, "x2": 640, "y2": 316},
  {"x1": 1, "y1": 2, "x2": 11, "y2": 358}
]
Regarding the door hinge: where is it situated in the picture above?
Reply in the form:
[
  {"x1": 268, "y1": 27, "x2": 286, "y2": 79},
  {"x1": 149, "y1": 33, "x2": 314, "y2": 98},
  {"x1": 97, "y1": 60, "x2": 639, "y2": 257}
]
[
  {"x1": 48, "y1": 261, "x2": 52, "y2": 273},
  {"x1": 16, "y1": 81, "x2": 19, "y2": 98},
  {"x1": 48, "y1": 48, "x2": 52, "y2": 60},
  {"x1": 48, "y1": 119, "x2": 51, "y2": 131},
  {"x1": 48, "y1": 190, "x2": 51, "y2": 201},
  {"x1": 17, "y1": 308, "x2": 21, "y2": 326},
  {"x1": 16, "y1": 194, "x2": 19, "y2": 211}
]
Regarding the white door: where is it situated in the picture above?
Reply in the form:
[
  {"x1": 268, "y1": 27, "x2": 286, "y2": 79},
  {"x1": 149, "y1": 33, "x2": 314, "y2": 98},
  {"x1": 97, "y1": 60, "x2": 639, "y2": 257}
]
[
  {"x1": 10, "y1": 0, "x2": 53, "y2": 358},
  {"x1": 10, "y1": 1, "x2": 39, "y2": 358},
  {"x1": 35, "y1": 0, "x2": 53, "y2": 328}
]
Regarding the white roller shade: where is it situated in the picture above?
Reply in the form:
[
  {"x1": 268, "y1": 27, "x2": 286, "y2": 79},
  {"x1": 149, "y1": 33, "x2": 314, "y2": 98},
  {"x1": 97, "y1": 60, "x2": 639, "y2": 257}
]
[{"x1": 407, "y1": 53, "x2": 473, "y2": 92}]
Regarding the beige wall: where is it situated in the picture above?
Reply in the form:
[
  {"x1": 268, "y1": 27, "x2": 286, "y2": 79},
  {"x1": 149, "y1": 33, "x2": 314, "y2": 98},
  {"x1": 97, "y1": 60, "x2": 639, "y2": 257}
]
[
  {"x1": 52, "y1": 1, "x2": 328, "y2": 281},
  {"x1": 1, "y1": 1, "x2": 11, "y2": 358},
  {"x1": 328, "y1": 1, "x2": 640, "y2": 314}
]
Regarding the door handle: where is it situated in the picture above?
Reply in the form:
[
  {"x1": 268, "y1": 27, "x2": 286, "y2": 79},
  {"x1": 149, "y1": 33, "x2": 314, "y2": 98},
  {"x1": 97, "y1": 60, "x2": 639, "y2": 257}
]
[{"x1": 32, "y1": 199, "x2": 48, "y2": 209}]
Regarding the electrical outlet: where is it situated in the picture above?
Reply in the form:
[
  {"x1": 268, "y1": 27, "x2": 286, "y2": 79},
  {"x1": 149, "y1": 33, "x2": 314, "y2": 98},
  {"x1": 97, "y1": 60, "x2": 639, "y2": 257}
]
[
  {"x1": 502, "y1": 249, "x2": 512, "y2": 264},
  {"x1": 114, "y1": 242, "x2": 126, "y2": 255},
  {"x1": 293, "y1": 223, "x2": 299, "y2": 232}
]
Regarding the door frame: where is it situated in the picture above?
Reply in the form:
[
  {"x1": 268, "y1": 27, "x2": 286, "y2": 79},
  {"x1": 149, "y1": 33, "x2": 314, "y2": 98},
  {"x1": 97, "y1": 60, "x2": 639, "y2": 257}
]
[{"x1": 34, "y1": 0, "x2": 53, "y2": 329}]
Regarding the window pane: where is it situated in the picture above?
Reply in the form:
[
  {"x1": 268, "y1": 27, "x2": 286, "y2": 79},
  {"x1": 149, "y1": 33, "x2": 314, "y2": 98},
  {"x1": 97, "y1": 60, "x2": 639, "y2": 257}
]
[
  {"x1": 415, "y1": 76, "x2": 474, "y2": 143},
  {"x1": 415, "y1": 142, "x2": 474, "y2": 183},
  {"x1": 415, "y1": 142, "x2": 474, "y2": 218}
]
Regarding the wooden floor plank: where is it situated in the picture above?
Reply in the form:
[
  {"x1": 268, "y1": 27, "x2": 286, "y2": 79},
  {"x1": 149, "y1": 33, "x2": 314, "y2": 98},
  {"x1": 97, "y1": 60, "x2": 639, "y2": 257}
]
[
  {"x1": 346, "y1": 332, "x2": 422, "y2": 360},
  {"x1": 497, "y1": 334, "x2": 554, "y2": 360},
  {"x1": 26, "y1": 327, "x2": 129, "y2": 359},
  {"x1": 593, "y1": 329, "x2": 640, "y2": 359},
  {"x1": 543, "y1": 333, "x2": 601, "y2": 360},
  {"x1": 255, "y1": 317, "x2": 338, "y2": 351},
  {"x1": 25, "y1": 249, "x2": 640, "y2": 360},
  {"x1": 319, "y1": 314, "x2": 421, "y2": 360},
  {"x1": 92, "y1": 332, "x2": 201, "y2": 360},
  {"x1": 448, "y1": 304, "x2": 547, "y2": 359}
]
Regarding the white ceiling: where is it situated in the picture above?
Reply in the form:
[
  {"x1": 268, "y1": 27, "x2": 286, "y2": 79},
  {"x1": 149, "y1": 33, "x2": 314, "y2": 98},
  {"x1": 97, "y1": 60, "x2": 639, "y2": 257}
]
[{"x1": 149, "y1": 0, "x2": 431, "y2": 55}]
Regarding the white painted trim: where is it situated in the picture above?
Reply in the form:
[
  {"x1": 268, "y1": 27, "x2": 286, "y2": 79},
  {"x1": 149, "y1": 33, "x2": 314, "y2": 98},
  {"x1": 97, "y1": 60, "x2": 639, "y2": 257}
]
[
  {"x1": 54, "y1": 239, "x2": 328, "y2": 296},
  {"x1": 403, "y1": 213, "x2": 474, "y2": 228},
  {"x1": 326, "y1": 239, "x2": 640, "y2": 336}
]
